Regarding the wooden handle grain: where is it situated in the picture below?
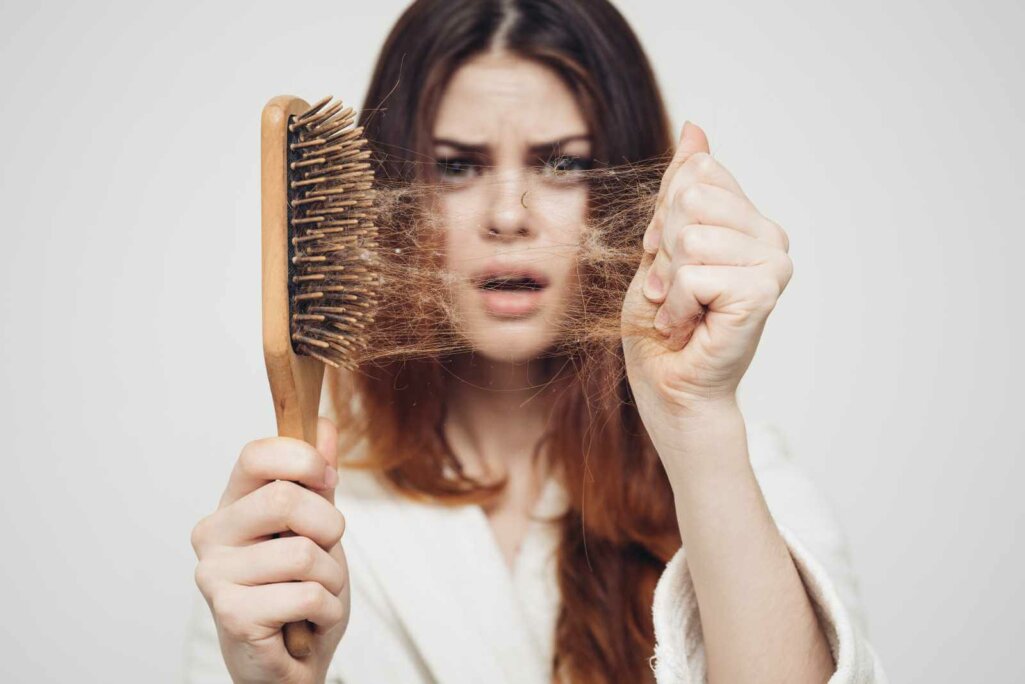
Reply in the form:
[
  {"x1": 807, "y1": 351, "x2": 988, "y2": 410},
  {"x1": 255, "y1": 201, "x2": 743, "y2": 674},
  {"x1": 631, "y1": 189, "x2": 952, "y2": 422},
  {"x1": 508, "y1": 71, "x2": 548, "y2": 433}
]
[{"x1": 262, "y1": 95, "x2": 327, "y2": 660}]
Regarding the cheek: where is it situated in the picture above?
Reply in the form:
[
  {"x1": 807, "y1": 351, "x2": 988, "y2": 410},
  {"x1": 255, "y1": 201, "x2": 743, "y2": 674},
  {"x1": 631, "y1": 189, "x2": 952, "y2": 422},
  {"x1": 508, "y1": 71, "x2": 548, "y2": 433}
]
[
  {"x1": 531, "y1": 187, "x2": 588, "y2": 279},
  {"x1": 443, "y1": 233, "x2": 468, "y2": 270},
  {"x1": 436, "y1": 192, "x2": 486, "y2": 268},
  {"x1": 532, "y1": 184, "x2": 589, "y2": 242}
]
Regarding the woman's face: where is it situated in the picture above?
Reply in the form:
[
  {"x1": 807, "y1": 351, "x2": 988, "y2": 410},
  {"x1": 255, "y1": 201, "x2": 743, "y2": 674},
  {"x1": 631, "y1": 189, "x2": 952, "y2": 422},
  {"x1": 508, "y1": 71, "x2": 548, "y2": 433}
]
[{"x1": 430, "y1": 51, "x2": 592, "y2": 363}]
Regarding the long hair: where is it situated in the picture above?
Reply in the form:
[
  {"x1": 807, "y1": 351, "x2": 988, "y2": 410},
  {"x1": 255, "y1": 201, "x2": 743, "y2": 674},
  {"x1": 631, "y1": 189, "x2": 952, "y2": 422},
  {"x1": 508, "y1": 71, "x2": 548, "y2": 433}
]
[{"x1": 328, "y1": 1, "x2": 680, "y2": 680}]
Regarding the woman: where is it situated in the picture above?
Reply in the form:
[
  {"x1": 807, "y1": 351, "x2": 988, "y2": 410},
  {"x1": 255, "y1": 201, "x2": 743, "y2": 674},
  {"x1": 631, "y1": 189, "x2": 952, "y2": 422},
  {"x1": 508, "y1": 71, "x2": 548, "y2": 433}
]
[{"x1": 186, "y1": 0, "x2": 887, "y2": 682}]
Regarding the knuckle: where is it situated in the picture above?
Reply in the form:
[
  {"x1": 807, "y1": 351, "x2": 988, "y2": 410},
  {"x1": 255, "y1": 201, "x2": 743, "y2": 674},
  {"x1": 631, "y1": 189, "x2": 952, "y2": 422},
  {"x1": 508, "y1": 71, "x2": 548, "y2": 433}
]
[
  {"x1": 267, "y1": 480, "x2": 297, "y2": 522},
  {"x1": 678, "y1": 224, "x2": 704, "y2": 255},
  {"x1": 291, "y1": 537, "x2": 319, "y2": 576},
  {"x1": 193, "y1": 561, "x2": 215, "y2": 596},
  {"x1": 299, "y1": 582, "x2": 324, "y2": 615},
  {"x1": 328, "y1": 564, "x2": 348, "y2": 597},
  {"x1": 679, "y1": 183, "x2": 704, "y2": 209},
  {"x1": 307, "y1": 451, "x2": 326, "y2": 481},
  {"x1": 777, "y1": 225, "x2": 791, "y2": 252},
  {"x1": 190, "y1": 516, "x2": 210, "y2": 556},
  {"x1": 765, "y1": 219, "x2": 789, "y2": 251},
  {"x1": 237, "y1": 439, "x2": 263, "y2": 474},
  {"x1": 673, "y1": 263, "x2": 692, "y2": 289},
  {"x1": 778, "y1": 253, "x2": 794, "y2": 283},
  {"x1": 693, "y1": 152, "x2": 716, "y2": 176},
  {"x1": 671, "y1": 226, "x2": 687, "y2": 254},
  {"x1": 330, "y1": 510, "x2": 347, "y2": 544}
]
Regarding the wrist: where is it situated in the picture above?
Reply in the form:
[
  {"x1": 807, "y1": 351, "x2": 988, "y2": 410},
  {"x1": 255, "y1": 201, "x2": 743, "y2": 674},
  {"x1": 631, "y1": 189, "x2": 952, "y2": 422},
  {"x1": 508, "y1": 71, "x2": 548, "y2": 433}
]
[
  {"x1": 647, "y1": 399, "x2": 749, "y2": 490},
  {"x1": 675, "y1": 395, "x2": 741, "y2": 421},
  {"x1": 647, "y1": 396, "x2": 743, "y2": 450}
]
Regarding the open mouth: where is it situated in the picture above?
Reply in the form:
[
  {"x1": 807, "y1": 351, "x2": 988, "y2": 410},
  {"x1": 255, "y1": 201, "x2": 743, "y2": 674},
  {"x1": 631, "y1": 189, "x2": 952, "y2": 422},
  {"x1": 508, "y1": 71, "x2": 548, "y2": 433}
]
[
  {"x1": 477, "y1": 274, "x2": 548, "y2": 292},
  {"x1": 472, "y1": 269, "x2": 550, "y2": 317}
]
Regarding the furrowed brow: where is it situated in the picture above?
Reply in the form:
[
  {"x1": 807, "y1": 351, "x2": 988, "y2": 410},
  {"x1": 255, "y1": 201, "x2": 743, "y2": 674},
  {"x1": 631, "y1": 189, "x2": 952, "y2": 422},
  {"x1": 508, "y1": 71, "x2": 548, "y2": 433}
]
[
  {"x1": 527, "y1": 134, "x2": 591, "y2": 155},
  {"x1": 432, "y1": 138, "x2": 487, "y2": 154},
  {"x1": 431, "y1": 134, "x2": 592, "y2": 155}
]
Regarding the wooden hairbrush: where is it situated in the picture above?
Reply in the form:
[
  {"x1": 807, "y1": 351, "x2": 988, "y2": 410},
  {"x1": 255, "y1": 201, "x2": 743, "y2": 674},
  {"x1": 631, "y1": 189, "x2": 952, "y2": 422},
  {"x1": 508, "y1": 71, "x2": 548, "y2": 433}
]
[{"x1": 260, "y1": 94, "x2": 379, "y2": 657}]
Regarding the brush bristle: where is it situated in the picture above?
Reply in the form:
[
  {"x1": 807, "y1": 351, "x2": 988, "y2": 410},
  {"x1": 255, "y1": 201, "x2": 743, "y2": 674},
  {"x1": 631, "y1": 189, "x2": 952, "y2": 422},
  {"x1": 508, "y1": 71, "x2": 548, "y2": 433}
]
[{"x1": 286, "y1": 96, "x2": 380, "y2": 370}]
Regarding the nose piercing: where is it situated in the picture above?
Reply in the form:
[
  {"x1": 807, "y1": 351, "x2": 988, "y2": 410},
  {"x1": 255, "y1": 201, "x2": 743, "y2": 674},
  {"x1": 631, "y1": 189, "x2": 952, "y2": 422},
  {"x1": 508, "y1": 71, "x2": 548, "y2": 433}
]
[{"x1": 521, "y1": 190, "x2": 529, "y2": 209}]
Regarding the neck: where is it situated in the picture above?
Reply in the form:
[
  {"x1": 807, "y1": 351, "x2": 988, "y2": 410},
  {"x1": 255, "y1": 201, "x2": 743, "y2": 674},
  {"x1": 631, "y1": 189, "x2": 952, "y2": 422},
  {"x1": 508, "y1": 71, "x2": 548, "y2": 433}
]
[{"x1": 441, "y1": 352, "x2": 566, "y2": 482}]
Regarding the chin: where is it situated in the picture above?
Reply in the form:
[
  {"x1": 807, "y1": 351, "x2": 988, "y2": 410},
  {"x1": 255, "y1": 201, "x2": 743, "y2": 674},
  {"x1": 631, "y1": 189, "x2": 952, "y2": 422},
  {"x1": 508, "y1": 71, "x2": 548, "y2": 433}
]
[{"x1": 461, "y1": 320, "x2": 558, "y2": 362}]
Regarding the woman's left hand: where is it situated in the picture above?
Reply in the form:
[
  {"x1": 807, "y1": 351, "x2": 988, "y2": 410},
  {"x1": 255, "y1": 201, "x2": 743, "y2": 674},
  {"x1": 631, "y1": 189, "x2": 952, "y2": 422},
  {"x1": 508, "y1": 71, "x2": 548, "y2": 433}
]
[{"x1": 621, "y1": 121, "x2": 793, "y2": 424}]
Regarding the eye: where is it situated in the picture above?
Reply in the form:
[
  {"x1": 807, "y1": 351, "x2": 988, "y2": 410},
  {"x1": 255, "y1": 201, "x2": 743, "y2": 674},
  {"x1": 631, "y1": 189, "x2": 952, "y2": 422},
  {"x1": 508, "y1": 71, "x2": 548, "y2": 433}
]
[
  {"x1": 436, "y1": 156, "x2": 479, "y2": 182},
  {"x1": 539, "y1": 154, "x2": 593, "y2": 179}
]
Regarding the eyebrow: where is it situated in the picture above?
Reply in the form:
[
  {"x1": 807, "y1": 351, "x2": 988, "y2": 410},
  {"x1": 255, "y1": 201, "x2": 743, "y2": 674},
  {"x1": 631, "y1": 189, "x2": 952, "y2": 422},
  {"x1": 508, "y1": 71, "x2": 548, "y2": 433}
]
[{"x1": 432, "y1": 134, "x2": 592, "y2": 155}]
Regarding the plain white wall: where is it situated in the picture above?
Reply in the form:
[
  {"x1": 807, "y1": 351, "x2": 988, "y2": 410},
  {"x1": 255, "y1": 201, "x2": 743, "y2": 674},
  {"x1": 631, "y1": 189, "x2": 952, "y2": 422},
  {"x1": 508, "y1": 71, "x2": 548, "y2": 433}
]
[{"x1": 1, "y1": 1, "x2": 1021, "y2": 681}]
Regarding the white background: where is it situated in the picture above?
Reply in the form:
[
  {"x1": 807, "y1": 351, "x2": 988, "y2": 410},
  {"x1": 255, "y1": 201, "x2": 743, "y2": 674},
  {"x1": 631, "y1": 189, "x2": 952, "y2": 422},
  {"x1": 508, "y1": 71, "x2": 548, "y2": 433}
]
[{"x1": 1, "y1": 1, "x2": 1021, "y2": 681}]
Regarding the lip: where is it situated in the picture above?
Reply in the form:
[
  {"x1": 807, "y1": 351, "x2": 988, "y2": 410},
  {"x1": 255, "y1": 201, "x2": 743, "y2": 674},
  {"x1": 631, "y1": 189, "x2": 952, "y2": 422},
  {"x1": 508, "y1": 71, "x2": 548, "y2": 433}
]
[{"x1": 470, "y1": 263, "x2": 550, "y2": 318}]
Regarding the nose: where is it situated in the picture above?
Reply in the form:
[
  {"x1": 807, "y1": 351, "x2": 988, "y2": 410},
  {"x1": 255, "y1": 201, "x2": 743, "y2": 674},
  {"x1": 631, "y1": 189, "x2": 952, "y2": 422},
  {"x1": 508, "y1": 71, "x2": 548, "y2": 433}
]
[{"x1": 482, "y1": 167, "x2": 533, "y2": 240}]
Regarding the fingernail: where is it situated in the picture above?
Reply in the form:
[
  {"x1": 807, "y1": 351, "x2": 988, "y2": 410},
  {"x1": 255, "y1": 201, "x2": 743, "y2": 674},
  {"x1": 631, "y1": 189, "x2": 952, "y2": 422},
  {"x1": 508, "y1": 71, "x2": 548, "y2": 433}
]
[
  {"x1": 644, "y1": 269, "x2": 664, "y2": 299},
  {"x1": 654, "y1": 307, "x2": 671, "y2": 335},
  {"x1": 323, "y1": 465, "x2": 337, "y2": 488}
]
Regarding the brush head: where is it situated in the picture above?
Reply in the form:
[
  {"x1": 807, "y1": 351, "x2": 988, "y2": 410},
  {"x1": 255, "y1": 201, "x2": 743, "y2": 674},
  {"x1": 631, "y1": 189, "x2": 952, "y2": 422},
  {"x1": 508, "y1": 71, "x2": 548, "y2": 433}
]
[{"x1": 285, "y1": 96, "x2": 380, "y2": 370}]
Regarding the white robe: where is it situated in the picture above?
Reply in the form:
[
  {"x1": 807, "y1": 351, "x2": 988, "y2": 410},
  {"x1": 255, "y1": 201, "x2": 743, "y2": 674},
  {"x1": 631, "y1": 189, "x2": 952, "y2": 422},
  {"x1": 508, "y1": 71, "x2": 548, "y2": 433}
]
[{"x1": 183, "y1": 420, "x2": 888, "y2": 683}]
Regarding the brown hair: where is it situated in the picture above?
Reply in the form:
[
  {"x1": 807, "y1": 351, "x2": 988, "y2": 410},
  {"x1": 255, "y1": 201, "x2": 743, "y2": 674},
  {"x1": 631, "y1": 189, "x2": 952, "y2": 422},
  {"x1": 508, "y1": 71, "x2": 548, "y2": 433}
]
[{"x1": 329, "y1": 1, "x2": 680, "y2": 681}]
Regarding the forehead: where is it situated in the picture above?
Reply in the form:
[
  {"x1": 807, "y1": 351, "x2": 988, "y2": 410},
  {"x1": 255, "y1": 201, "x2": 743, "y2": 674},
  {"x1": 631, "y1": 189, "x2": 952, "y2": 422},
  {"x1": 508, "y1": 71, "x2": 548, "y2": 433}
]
[{"x1": 432, "y1": 51, "x2": 589, "y2": 143}]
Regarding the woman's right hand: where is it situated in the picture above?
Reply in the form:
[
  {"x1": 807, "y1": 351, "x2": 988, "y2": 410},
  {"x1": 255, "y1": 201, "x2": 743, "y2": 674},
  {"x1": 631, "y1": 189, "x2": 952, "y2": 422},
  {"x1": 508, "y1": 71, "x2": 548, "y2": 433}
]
[{"x1": 190, "y1": 417, "x2": 350, "y2": 684}]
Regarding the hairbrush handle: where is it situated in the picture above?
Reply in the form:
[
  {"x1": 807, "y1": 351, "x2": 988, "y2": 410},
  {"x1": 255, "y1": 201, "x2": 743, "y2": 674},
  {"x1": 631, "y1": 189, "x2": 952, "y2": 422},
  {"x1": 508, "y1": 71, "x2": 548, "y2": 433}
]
[
  {"x1": 267, "y1": 375, "x2": 324, "y2": 660},
  {"x1": 262, "y1": 95, "x2": 329, "y2": 659},
  {"x1": 269, "y1": 380, "x2": 323, "y2": 660}
]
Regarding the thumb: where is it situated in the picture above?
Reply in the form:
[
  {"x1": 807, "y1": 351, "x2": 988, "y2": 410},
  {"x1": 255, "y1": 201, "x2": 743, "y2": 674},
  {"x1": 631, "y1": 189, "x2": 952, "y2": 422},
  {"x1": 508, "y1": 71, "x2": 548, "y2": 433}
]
[
  {"x1": 643, "y1": 121, "x2": 712, "y2": 253},
  {"x1": 314, "y1": 416, "x2": 340, "y2": 502},
  {"x1": 663, "y1": 121, "x2": 712, "y2": 186},
  {"x1": 677, "y1": 120, "x2": 710, "y2": 158}
]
